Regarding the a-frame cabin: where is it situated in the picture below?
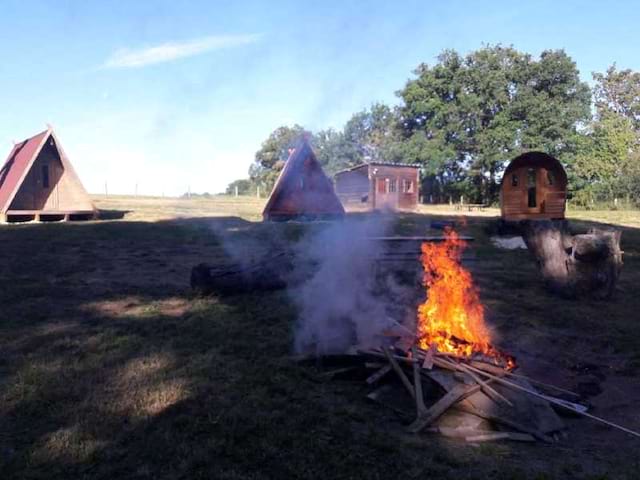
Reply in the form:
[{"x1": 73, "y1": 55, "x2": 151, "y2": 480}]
[
  {"x1": 262, "y1": 136, "x2": 345, "y2": 221},
  {"x1": 0, "y1": 127, "x2": 96, "y2": 222}
]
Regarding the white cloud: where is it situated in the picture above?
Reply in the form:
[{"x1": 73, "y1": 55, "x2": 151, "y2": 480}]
[{"x1": 102, "y1": 34, "x2": 261, "y2": 69}]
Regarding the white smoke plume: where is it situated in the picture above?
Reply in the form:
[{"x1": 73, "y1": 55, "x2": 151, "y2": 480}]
[{"x1": 292, "y1": 217, "x2": 412, "y2": 355}]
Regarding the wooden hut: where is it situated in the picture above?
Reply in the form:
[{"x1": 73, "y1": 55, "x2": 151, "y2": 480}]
[
  {"x1": 0, "y1": 127, "x2": 96, "y2": 222},
  {"x1": 334, "y1": 163, "x2": 419, "y2": 211},
  {"x1": 262, "y1": 136, "x2": 344, "y2": 221},
  {"x1": 500, "y1": 151, "x2": 567, "y2": 221}
]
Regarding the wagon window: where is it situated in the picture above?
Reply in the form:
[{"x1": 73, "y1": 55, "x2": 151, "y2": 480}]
[
  {"x1": 527, "y1": 168, "x2": 537, "y2": 208},
  {"x1": 511, "y1": 174, "x2": 518, "y2": 187},
  {"x1": 547, "y1": 171, "x2": 555, "y2": 186},
  {"x1": 42, "y1": 164, "x2": 50, "y2": 189},
  {"x1": 377, "y1": 179, "x2": 386, "y2": 193},
  {"x1": 389, "y1": 179, "x2": 397, "y2": 193}
]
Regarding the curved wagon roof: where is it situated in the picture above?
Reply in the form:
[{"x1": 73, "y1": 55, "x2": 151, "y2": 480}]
[{"x1": 502, "y1": 151, "x2": 567, "y2": 185}]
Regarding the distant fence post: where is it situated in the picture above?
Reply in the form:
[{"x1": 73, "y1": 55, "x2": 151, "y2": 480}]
[
  {"x1": 235, "y1": 186, "x2": 239, "y2": 197},
  {"x1": 105, "y1": 181, "x2": 108, "y2": 197},
  {"x1": 257, "y1": 186, "x2": 260, "y2": 198}
]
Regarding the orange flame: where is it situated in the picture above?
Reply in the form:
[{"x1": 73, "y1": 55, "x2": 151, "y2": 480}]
[{"x1": 417, "y1": 228, "x2": 493, "y2": 358}]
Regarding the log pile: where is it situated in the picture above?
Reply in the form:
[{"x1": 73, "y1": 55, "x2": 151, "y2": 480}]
[
  {"x1": 520, "y1": 221, "x2": 623, "y2": 299},
  {"x1": 316, "y1": 329, "x2": 640, "y2": 443}
]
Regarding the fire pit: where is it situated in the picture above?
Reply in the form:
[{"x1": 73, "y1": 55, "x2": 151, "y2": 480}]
[{"x1": 313, "y1": 228, "x2": 640, "y2": 443}]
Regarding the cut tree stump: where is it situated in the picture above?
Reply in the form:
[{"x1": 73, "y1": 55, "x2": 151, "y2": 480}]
[{"x1": 520, "y1": 220, "x2": 623, "y2": 299}]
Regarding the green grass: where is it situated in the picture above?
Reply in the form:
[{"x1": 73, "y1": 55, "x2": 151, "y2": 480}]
[{"x1": 0, "y1": 196, "x2": 639, "y2": 479}]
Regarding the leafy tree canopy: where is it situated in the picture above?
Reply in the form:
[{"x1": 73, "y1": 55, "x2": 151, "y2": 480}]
[
  {"x1": 593, "y1": 65, "x2": 640, "y2": 132},
  {"x1": 397, "y1": 45, "x2": 591, "y2": 202}
]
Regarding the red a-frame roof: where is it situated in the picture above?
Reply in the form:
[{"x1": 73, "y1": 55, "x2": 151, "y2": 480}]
[{"x1": 0, "y1": 129, "x2": 50, "y2": 212}]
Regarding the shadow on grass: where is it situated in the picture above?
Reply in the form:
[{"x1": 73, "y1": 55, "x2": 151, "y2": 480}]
[
  {"x1": 0, "y1": 213, "x2": 639, "y2": 479},
  {"x1": 97, "y1": 209, "x2": 131, "y2": 220}
]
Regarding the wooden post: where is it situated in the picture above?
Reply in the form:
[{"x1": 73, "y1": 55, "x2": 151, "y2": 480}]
[
  {"x1": 235, "y1": 186, "x2": 239, "y2": 197},
  {"x1": 257, "y1": 186, "x2": 260, "y2": 198},
  {"x1": 104, "y1": 181, "x2": 108, "y2": 197}
]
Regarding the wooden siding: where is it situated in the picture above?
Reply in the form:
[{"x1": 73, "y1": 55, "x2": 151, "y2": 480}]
[
  {"x1": 9, "y1": 136, "x2": 94, "y2": 213},
  {"x1": 370, "y1": 165, "x2": 419, "y2": 210},
  {"x1": 263, "y1": 138, "x2": 344, "y2": 220},
  {"x1": 334, "y1": 167, "x2": 371, "y2": 210},
  {"x1": 335, "y1": 164, "x2": 419, "y2": 212},
  {"x1": 500, "y1": 152, "x2": 567, "y2": 221}
]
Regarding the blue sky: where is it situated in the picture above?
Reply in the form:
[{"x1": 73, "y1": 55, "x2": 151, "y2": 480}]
[{"x1": 1, "y1": 1, "x2": 638, "y2": 196}]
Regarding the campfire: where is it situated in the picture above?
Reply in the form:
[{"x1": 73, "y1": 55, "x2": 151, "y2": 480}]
[
  {"x1": 416, "y1": 228, "x2": 515, "y2": 368},
  {"x1": 312, "y1": 228, "x2": 640, "y2": 443}
]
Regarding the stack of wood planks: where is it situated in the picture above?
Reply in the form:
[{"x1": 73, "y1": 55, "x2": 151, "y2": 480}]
[{"x1": 317, "y1": 329, "x2": 640, "y2": 443}]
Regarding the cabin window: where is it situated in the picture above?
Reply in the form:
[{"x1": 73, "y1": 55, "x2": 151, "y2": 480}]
[
  {"x1": 377, "y1": 179, "x2": 386, "y2": 194},
  {"x1": 42, "y1": 165, "x2": 50, "y2": 189},
  {"x1": 527, "y1": 168, "x2": 537, "y2": 208},
  {"x1": 511, "y1": 174, "x2": 518, "y2": 187},
  {"x1": 547, "y1": 171, "x2": 555, "y2": 186},
  {"x1": 389, "y1": 179, "x2": 396, "y2": 193},
  {"x1": 403, "y1": 179, "x2": 414, "y2": 193}
]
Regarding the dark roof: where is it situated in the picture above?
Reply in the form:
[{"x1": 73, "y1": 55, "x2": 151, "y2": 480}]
[
  {"x1": 502, "y1": 151, "x2": 567, "y2": 185},
  {"x1": 334, "y1": 161, "x2": 420, "y2": 176},
  {"x1": 262, "y1": 136, "x2": 345, "y2": 219},
  {"x1": 0, "y1": 129, "x2": 50, "y2": 212}
]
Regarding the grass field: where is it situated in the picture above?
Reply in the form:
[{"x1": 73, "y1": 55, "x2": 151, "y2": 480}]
[{"x1": 1, "y1": 195, "x2": 639, "y2": 479}]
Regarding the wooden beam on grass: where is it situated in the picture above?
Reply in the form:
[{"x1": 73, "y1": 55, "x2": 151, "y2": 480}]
[
  {"x1": 462, "y1": 363, "x2": 640, "y2": 439},
  {"x1": 382, "y1": 346, "x2": 415, "y2": 400},
  {"x1": 465, "y1": 432, "x2": 535, "y2": 443},
  {"x1": 366, "y1": 364, "x2": 392, "y2": 385},
  {"x1": 411, "y1": 347, "x2": 427, "y2": 415},
  {"x1": 407, "y1": 383, "x2": 482, "y2": 433}
]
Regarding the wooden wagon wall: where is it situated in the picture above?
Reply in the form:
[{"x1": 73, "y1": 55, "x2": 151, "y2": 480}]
[{"x1": 501, "y1": 153, "x2": 567, "y2": 221}]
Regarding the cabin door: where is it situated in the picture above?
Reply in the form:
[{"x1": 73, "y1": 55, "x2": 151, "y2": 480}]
[
  {"x1": 374, "y1": 177, "x2": 398, "y2": 210},
  {"x1": 525, "y1": 168, "x2": 541, "y2": 213}
]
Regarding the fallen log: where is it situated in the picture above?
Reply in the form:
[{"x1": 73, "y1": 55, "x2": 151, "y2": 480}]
[
  {"x1": 520, "y1": 220, "x2": 623, "y2": 298},
  {"x1": 190, "y1": 252, "x2": 289, "y2": 295}
]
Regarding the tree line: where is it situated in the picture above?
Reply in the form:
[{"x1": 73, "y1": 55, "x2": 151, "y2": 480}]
[{"x1": 227, "y1": 45, "x2": 640, "y2": 206}]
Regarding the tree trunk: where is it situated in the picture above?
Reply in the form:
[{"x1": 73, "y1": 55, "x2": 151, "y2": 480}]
[{"x1": 520, "y1": 220, "x2": 623, "y2": 299}]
